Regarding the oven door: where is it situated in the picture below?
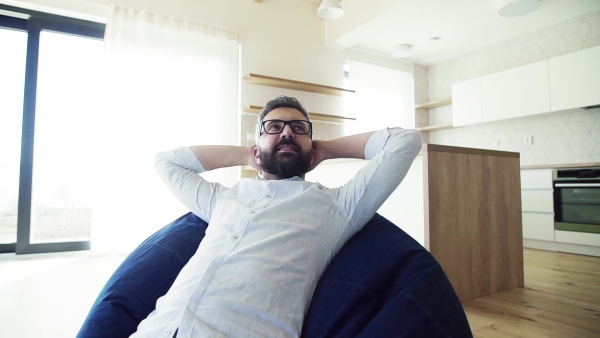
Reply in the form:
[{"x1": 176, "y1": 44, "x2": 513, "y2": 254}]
[{"x1": 554, "y1": 183, "x2": 600, "y2": 233}]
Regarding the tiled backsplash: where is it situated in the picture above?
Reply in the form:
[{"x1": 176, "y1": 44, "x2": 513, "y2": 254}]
[
  {"x1": 430, "y1": 108, "x2": 600, "y2": 166},
  {"x1": 423, "y1": 9, "x2": 600, "y2": 166}
]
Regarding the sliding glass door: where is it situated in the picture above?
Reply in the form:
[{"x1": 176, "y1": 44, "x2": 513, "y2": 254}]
[
  {"x1": 0, "y1": 7, "x2": 105, "y2": 254},
  {"x1": 0, "y1": 24, "x2": 26, "y2": 252}
]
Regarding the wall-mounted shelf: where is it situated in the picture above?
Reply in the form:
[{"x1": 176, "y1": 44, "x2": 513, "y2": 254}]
[
  {"x1": 243, "y1": 73, "x2": 355, "y2": 96},
  {"x1": 417, "y1": 124, "x2": 453, "y2": 132},
  {"x1": 415, "y1": 98, "x2": 452, "y2": 109},
  {"x1": 244, "y1": 105, "x2": 355, "y2": 124},
  {"x1": 415, "y1": 97, "x2": 453, "y2": 133}
]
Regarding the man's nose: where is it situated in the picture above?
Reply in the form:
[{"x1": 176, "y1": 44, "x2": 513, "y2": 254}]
[{"x1": 280, "y1": 124, "x2": 295, "y2": 138}]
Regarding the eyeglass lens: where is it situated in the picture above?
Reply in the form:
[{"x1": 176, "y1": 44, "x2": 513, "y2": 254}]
[{"x1": 262, "y1": 120, "x2": 311, "y2": 135}]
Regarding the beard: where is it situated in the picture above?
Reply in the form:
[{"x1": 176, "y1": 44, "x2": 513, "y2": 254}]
[{"x1": 259, "y1": 139, "x2": 312, "y2": 179}]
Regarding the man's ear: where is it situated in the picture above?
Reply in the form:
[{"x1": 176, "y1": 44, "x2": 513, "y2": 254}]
[{"x1": 253, "y1": 146, "x2": 261, "y2": 165}]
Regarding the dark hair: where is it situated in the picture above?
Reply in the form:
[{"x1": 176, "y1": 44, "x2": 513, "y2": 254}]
[{"x1": 255, "y1": 96, "x2": 311, "y2": 143}]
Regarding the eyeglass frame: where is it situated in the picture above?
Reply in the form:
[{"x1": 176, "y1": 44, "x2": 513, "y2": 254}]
[{"x1": 259, "y1": 119, "x2": 313, "y2": 137}]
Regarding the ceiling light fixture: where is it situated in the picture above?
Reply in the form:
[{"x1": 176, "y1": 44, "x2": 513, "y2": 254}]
[
  {"x1": 497, "y1": 0, "x2": 542, "y2": 17},
  {"x1": 391, "y1": 44, "x2": 412, "y2": 58},
  {"x1": 317, "y1": 0, "x2": 344, "y2": 20}
]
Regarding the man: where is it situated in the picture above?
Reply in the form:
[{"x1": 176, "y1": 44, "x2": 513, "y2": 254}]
[{"x1": 133, "y1": 96, "x2": 421, "y2": 337}]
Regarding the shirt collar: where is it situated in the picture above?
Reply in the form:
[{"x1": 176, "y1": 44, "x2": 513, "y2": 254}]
[{"x1": 256, "y1": 175, "x2": 304, "y2": 182}]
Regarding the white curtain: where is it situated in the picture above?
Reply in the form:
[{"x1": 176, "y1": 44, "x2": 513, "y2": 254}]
[{"x1": 91, "y1": 6, "x2": 239, "y2": 253}]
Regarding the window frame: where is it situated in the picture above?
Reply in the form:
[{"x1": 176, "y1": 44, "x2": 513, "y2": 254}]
[{"x1": 0, "y1": 4, "x2": 105, "y2": 254}]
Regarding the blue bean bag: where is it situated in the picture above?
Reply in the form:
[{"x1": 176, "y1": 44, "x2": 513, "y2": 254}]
[{"x1": 78, "y1": 212, "x2": 472, "y2": 337}]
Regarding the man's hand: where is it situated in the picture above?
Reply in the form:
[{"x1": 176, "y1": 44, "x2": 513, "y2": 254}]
[
  {"x1": 307, "y1": 140, "x2": 327, "y2": 173},
  {"x1": 245, "y1": 144, "x2": 262, "y2": 173}
]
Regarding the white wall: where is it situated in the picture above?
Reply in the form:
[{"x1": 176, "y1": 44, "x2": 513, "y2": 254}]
[{"x1": 3, "y1": 0, "x2": 415, "y2": 138}]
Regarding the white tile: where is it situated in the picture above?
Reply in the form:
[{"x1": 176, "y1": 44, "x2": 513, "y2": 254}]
[
  {"x1": 564, "y1": 19, "x2": 583, "y2": 35},
  {"x1": 576, "y1": 20, "x2": 592, "y2": 40},
  {"x1": 570, "y1": 132, "x2": 588, "y2": 145},
  {"x1": 585, "y1": 12, "x2": 600, "y2": 27},
  {"x1": 583, "y1": 134, "x2": 599, "y2": 153}
]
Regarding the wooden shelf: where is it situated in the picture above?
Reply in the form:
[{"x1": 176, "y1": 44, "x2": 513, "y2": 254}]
[
  {"x1": 417, "y1": 124, "x2": 453, "y2": 132},
  {"x1": 244, "y1": 105, "x2": 355, "y2": 123},
  {"x1": 415, "y1": 98, "x2": 452, "y2": 109},
  {"x1": 243, "y1": 73, "x2": 355, "y2": 96},
  {"x1": 415, "y1": 97, "x2": 453, "y2": 132}
]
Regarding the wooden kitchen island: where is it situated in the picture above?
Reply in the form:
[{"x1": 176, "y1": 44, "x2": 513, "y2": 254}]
[
  {"x1": 422, "y1": 144, "x2": 523, "y2": 301},
  {"x1": 307, "y1": 143, "x2": 524, "y2": 302}
]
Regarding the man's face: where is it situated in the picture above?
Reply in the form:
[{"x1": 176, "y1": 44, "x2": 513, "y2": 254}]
[{"x1": 253, "y1": 107, "x2": 313, "y2": 180}]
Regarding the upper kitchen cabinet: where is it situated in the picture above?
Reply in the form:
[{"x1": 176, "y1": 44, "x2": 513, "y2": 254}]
[
  {"x1": 451, "y1": 60, "x2": 551, "y2": 127},
  {"x1": 451, "y1": 46, "x2": 600, "y2": 127},
  {"x1": 452, "y1": 77, "x2": 482, "y2": 127},
  {"x1": 549, "y1": 45, "x2": 600, "y2": 112},
  {"x1": 481, "y1": 60, "x2": 551, "y2": 123}
]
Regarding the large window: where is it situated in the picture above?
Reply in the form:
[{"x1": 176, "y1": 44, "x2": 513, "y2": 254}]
[{"x1": 0, "y1": 6, "x2": 105, "y2": 254}]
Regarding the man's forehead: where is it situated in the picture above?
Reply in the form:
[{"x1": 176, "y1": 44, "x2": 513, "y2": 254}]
[{"x1": 264, "y1": 107, "x2": 306, "y2": 120}]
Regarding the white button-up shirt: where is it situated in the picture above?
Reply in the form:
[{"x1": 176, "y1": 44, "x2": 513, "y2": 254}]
[{"x1": 133, "y1": 127, "x2": 421, "y2": 338}]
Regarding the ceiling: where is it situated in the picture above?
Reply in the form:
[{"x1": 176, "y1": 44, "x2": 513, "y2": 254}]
[{"x1": 307, "y1": 0, "x2": 600, "y2": 65}]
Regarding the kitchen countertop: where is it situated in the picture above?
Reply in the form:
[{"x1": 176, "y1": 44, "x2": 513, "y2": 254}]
[
  {"x1": 521, "y1": 162, "x2": 600, "y2": 169},
  {"x1": 423, "y1": 143, "x2": 519, "y2": 158}
]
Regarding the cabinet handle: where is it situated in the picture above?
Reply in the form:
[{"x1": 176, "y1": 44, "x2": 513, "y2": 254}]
[{"x1": 554, "y1": 183, "x2": 600, "y2": 187}]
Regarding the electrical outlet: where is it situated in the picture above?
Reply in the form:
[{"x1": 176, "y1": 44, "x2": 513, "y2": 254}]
[{"x1": 524, "y1": 135, "x2": 533, "y2": 145}]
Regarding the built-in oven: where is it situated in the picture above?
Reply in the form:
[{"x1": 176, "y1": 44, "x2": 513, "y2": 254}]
[{"x1": 553, "y1": 167, "x2": 600, "y2": 234}]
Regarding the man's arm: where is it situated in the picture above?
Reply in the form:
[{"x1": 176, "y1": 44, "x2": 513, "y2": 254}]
[
  {"x1": 155, "y1": 144, "x2": 262, "y2": 220},
  {"x1": 329, "y1": 127, "x2": 422, "y2": 229},
  {"x1": 191, "y1": 145, "x2": 260, "y2": 172},
  {"x1": 308, "y1": 131, "x2": 375, "y2": 172}
]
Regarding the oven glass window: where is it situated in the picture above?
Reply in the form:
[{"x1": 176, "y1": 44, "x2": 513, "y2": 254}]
[{"x1": 558, "y1": 187, "x2": 600, "y2": 225}]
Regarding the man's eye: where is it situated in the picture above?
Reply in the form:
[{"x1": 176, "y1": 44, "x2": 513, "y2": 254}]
[
  {"x1": 266, "y1": 123, "x2": 282, "y2": 131},
  {"x1": 292, "y1": 124, "x2": 307, "y2": 133}
]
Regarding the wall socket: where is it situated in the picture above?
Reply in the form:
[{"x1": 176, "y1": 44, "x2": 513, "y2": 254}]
[{"x1": 524, "y1": 135, "x2": 533, "y2": 145}]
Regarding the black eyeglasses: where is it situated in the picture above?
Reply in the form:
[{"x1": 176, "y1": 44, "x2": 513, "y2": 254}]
[{"x1": 260, "y1": 119, "x2": 312, "y2": 136}]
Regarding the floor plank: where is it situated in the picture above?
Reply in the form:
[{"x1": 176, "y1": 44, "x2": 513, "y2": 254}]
[{"x1": 463, "y1": 249, "x2": 600, "y2": 338}]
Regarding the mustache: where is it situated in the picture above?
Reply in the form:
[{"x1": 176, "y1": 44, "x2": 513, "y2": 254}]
[{"x1": 275, "y1": 139, "x2": 299, "y2": 151}]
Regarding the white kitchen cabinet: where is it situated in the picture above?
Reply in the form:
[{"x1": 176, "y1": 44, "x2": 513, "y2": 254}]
[
  {"x1": 522, "y1": 213, "x2": 554, "y2": 242},
  {"x1": 520, "y1": 167, "x2": 600, "y2": 256},
  {"x1": 520, "y1": 169, "x2": 555, "y2": 243},
  {"x1": 481, "y1": 60, "x2": 551, "y2": 122},
  {"x1": 521, "y1": 168, "x2": 553, "y2": 189},
  {"x1": 521, "y1": 190, "x2": 553, "y2": 213},
  {"x1": 549, "y1": 45, "x2": 600, "y2": 112},
  {"x1": 451, "y1": 77, "x2": 482, "y2": 127},
  {"x1": 451, "y1": 46, "x2": 600, "y2": 126}
]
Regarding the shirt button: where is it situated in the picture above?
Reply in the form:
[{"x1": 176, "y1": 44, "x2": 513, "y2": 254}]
[
  {"x1": 266, "y1": 194, "x2": 272, "y2": 198},
  {"x1": 250, "y1": 210, "x2": 256, "y2": 214},
  {"x1": 233, "y1": 235, "x2": 238, "y2": 240}
]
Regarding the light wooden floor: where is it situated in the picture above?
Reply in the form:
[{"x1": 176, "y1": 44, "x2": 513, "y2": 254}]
[{"x1": 463, "y1": 248, "x2": 600, "y2": 338}]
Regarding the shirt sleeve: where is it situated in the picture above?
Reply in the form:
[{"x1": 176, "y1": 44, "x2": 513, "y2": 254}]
[
  {"x1": 335, "y1": 127, "x2": 422, "y2": 230},
  {"x1": 154, "y1": 147, "x2": 226, "y2": 222}
]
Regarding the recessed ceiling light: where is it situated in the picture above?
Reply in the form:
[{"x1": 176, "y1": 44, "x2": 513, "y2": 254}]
[{"x1": 497, "y1": 0, "x2": 542, "y2": 17}]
